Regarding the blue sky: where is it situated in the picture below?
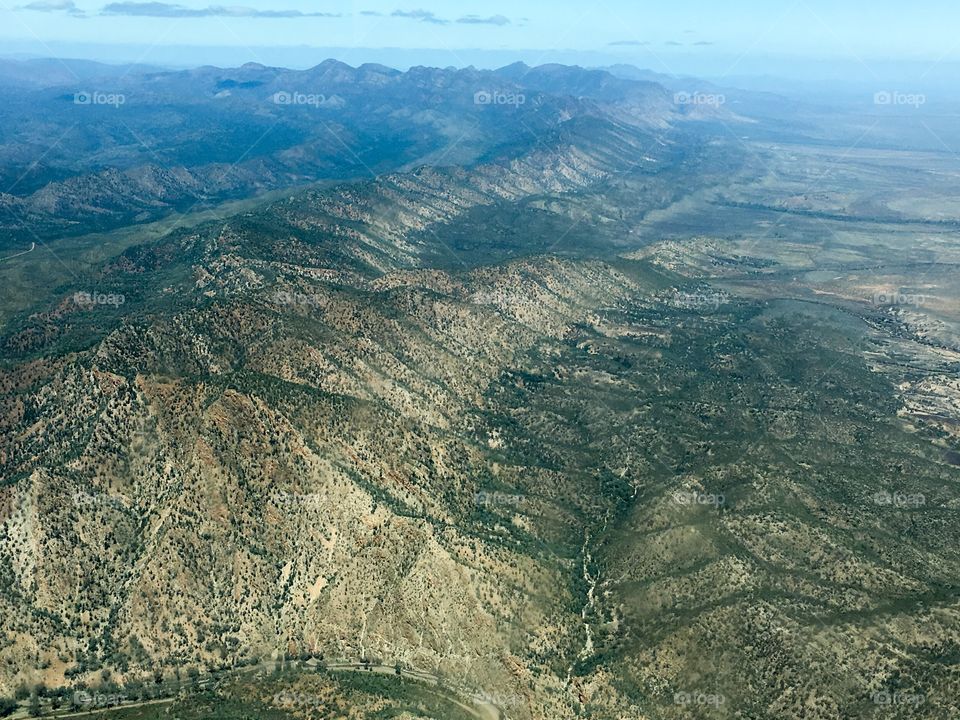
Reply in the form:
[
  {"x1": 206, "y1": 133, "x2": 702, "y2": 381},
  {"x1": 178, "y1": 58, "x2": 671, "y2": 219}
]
[{"x1": 2, "y1": 0, "x2": 958, "y2": 79}]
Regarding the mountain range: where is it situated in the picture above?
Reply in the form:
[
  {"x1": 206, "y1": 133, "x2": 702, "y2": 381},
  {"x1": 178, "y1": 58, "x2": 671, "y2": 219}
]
[{"x1": 1, "y1": 58, "x2": 959, "y2": 720}]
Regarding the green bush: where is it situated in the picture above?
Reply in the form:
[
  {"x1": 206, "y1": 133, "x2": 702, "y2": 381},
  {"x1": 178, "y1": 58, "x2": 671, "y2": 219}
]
[{"x1": 0, "y1": 697, "x2": 17, "y2": 718}]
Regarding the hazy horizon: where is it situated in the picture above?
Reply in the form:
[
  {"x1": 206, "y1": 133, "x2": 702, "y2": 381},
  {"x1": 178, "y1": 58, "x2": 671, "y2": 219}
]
[
  {"x1": 4, "y1": 45, "x2": 960, "y2": 103},
  {"x1": 2, "y1": 0, "x2": 959, "y2": 89}
]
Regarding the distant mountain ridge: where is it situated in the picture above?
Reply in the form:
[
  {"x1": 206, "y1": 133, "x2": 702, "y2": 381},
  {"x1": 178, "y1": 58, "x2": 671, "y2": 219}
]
[{"x1": 0, "y1": 58, "x2": 722, "y2": 251}]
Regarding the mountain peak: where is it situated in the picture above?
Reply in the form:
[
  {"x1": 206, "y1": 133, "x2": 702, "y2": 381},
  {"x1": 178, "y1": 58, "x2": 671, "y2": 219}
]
[{"x1": 495, "y1": 61, "x2": 531, "y2": 78}]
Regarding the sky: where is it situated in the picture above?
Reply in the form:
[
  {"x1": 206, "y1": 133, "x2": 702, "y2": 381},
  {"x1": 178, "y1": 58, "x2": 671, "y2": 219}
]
[{"x1": 1, "y1": 0, "x2": 958, "y2": 83}]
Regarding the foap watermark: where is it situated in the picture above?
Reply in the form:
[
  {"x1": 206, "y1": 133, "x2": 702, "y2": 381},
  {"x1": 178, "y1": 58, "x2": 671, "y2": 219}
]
[
  {"x1": 872, "y1": 491, "x2": 926, "y2": 508},
  {"x1": 74, "y1": 691, "x2": 127, "y2": 708},
  {"x1": 674, "y1": 691, "x2": 726, "y2": 708},
  {"x1": 74, "y1": 91, "x2": 126, "y2": 108},
  {"x1": 474, "y1": 90, "x2": 526, "y2": 107},
  {"x1": 871, "y1": 290, "x2": 926, "y2": 308},
  {"x1": 273, "y1": 290, "x2": 324, "y2": 308},
  {"x1": 470, "y1": 290, "x2": 536, "y2": 309},
  {"x1": 674, "y1": 91, "x2": 726, "y2": 108},
  {"x1": 872, "y1": 691, "x2": 925, "y2": 707},
  {"x1": 271, "y1": 490, "x2": 324, "y2": 508},
  {"x1": 73, "y1": 291, "x2": 126, "y2": 309},
  {"x1": 673, "y1": 490, "x2": 726, "y2": 508},
  {"x1": 272, "y1": 691, "x2": 325, "y2": 709},
  {"x1": 475, "y1": 491, "x2": 525, "y2": 508},
  {"x1": 475, "y1": 691, "x2": 523, "y2": 709},
  {"x1": 874, "y1": 90, "x2": 926, "y2": 108},
  {"x1": 73, "y1": 491, "x2": 131, "y2": 510},
  {"x1": 273, "y1": 91, "x2": 335, "y2": 109},
  {"x1": 673, "y1": 290, "x2": 730, "y2": 312}
]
